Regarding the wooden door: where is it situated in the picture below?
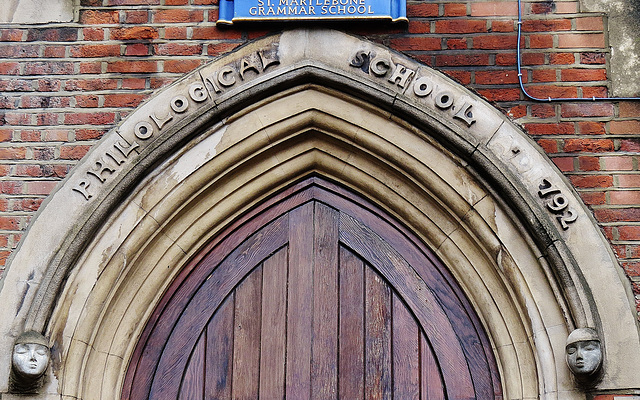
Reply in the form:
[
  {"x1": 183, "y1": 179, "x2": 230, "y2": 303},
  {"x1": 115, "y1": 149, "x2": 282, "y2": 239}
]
[{"x1": 123, "y1": 177, "x2": 502, "y2": 400}]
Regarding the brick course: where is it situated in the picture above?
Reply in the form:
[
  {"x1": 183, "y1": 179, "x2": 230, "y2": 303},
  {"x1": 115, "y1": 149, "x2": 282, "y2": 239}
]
[{"x1": 0, "y1": 0, "x2": 639, "y2": 317}]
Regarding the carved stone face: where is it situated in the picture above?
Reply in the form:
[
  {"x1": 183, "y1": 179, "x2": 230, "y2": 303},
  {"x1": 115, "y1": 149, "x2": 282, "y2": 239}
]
[
  {"x1": 12, "y1": 342, "x2": 50, "y2": 379},
  {"x1": 566, "y1": 339, "x2": 602, "y2": 376}
]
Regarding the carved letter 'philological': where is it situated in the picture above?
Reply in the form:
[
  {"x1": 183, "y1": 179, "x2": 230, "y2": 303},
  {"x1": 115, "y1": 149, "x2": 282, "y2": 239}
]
[{"x1": 73, "y1": 45, "x2": 283, "y2": 202}]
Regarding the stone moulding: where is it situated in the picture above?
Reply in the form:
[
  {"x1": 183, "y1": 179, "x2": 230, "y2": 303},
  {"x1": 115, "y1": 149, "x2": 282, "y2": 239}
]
[{"x1": 0, "y1": 28, "x2": 638, "y2": 399}]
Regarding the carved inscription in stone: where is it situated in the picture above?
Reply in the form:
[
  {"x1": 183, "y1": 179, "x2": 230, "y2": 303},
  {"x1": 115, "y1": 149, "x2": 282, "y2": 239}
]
[
  {"x1": 538, "y1": 179, "x2": 578, "y2": 230},
  {"x1": 72, "y1": 138, "x2": 140, "y2": 200},
  {"x1": 202, "y1": 48, "x2": 280, "y2": 94},
  {"x1": 349, "y1": 50, "x2": 477, "y2": 128},
  {"x1": 72, "y1": 45, "x2": 281, "y2": 201}
]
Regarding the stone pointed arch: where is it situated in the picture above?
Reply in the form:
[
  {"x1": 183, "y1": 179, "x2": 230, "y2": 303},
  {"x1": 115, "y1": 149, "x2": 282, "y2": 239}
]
[{"x1": 0, "y1": 29, "x2": 638, "y2": 399}]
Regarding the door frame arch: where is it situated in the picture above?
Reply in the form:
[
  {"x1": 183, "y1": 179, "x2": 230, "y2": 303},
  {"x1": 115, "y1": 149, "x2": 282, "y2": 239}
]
[
  {"x1": 0, "y1": 29, "x2": 638, "y2": 399},
  {"x1": 124, "y1": 177, "x2": 502, "y2": 400}
]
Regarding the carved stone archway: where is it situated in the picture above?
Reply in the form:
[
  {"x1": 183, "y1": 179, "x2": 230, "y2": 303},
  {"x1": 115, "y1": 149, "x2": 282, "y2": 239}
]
[{"x1": 0, "y1": 29, "x2": 638, "y2": 399}]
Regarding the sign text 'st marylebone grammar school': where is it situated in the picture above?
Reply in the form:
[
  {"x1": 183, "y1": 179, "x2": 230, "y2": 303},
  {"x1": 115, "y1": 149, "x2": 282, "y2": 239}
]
[{"x1": 217, "y1": 0, "x2": 407, "y2": 24}]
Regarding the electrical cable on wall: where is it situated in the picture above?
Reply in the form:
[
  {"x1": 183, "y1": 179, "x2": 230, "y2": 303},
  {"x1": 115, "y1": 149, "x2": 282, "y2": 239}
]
[{"x1": 516, "y1": 0, "x2": 640, "y2": 102}]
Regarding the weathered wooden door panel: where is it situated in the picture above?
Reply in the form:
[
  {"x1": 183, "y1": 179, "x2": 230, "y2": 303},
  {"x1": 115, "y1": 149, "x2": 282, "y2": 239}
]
[
  {"x1": 259, "y1": 247, "x2": 288, "y2": 399},
  {"x1": 123, "y1": 178, "x2": 501, "y2": 400}
]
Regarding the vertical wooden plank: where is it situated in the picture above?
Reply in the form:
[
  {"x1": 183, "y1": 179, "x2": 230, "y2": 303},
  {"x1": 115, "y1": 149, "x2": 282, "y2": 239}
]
[
  {"x1": 232, "y1": 265, "x2": 263, "y2": 400},
  {"x1": 205, "y1": 293, "x2": 235, "y2": 400},
  {"x1": 178, "y1": 332, "x2": 205, "y2": 400},
  {"x1": 311, "y1": 203, "x2": 339, "y2": 400},
  {"x1": 392, "y1": 293, "x2": 420, "y2": 399},
  {"x1": 286, "y1": 202, "x2": 315, "y2": 398},
  {"x1": 259, "y1": 247, "x2": 288, "y2": 399},
  {"x1": 420, "y1": 333, "x2": 445, "y2": 400},
  {"x1": 365, "y1": 267, "x2": 392, "y2": 400},
  {"x1": 340, "y1": 213, "x2": 477, "y2": 399},
  {"x1": 338, "y1": 247, "x2": 365, "y2": 400}
]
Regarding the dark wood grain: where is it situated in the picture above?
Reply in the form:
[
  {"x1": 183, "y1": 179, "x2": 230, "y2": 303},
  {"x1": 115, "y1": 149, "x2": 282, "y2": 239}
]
[
  {"x1": 392, "y1": 293, "x2": 420, "y2": 399},
  {"x1": 340, "y1": 212, "x2": 475, "y2": 399},
  {"x1": 259, "y1": 248, "x2": 288, "y2": 400},
  {"x1": 313, "y1": 180, "x2": 499, "y2": 399},
  {"x1": 338, "y1": 246, "x2": 365, "y2": 400},
  {"x1": 421, "y1": 333, "x2": 445, "y2": 400},
  {"x1": 365, "y1": 267, "x2": 392, "y2": 400},
  {"x1": 125, "y1": 178, "x2": 501, "y2": 400},
  {"x1": 147, "y1": 216, "x2": 289, "y2": 399},
  {"x1": 178, "y1": 332, "x2": 205, "y2": 400},
  {"x1": 205, "y1": 293, "x2": 234, "y2": 400},
  {"x1": 286, "y1": 202, "x2": 314, "y2": 398},
  {"x1": 232, "y1": 265, "x2": 263, "y2": 399},
  {"x1": 311, "y1": 203, "x2": 339, "y2": 400}
]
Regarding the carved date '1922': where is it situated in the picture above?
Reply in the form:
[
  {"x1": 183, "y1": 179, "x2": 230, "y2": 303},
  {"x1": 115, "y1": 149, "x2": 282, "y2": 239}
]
[{"x1": 538, "y1": 179, "x2": 578, "y2": 230}]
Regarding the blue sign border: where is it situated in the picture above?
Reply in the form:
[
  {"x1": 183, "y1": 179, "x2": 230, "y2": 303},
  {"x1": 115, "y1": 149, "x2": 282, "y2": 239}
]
[{"x1": 218, "y1": 0, "x2": 407, "y2": 24}]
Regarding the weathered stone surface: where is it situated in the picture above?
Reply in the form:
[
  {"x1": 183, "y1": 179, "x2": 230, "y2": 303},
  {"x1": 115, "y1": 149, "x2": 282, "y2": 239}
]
[
  {"x1": 1, "y1": 28, "x2": 639, "y2": 399},
  {"x1": 0, "y1": 0, "x2": 73, "y2": 23},
  {"x1": 580, "y1": 0, "x2": 640, "y2": 96}
]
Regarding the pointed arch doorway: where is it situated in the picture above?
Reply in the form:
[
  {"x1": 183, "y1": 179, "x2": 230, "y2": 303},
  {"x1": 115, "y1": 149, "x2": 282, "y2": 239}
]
[
  {"x1": 123, "y1": 177, "x2": 501, "y2": 400},
  {"x1": 4, "y1": 28, "x2": 640, "y2": 400}
]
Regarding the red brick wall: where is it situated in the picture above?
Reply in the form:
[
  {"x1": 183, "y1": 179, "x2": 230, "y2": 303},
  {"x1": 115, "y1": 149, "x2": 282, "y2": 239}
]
[{"x1": 0, "y1": 0, "x2": 639, "y2": 313}]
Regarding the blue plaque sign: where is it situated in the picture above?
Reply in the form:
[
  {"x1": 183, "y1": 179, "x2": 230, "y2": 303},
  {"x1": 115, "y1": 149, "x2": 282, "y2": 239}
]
[{"x1": 217, "y1": 0, "x2": 407, "y2": 24}]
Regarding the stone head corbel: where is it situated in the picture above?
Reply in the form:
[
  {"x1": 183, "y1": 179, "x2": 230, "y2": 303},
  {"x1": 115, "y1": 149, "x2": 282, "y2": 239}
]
[
  {"x1": 9, "y1": 331, "x2": 50, "y2": 394},
  {"x1": 565, "y1": 328, "x2": 603, "y2": 386}
]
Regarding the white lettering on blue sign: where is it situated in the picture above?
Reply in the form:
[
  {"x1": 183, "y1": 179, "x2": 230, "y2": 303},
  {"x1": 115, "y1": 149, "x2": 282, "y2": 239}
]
[{"x1": 217, "y1": 0, "x2": 405, "y2": 24}]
